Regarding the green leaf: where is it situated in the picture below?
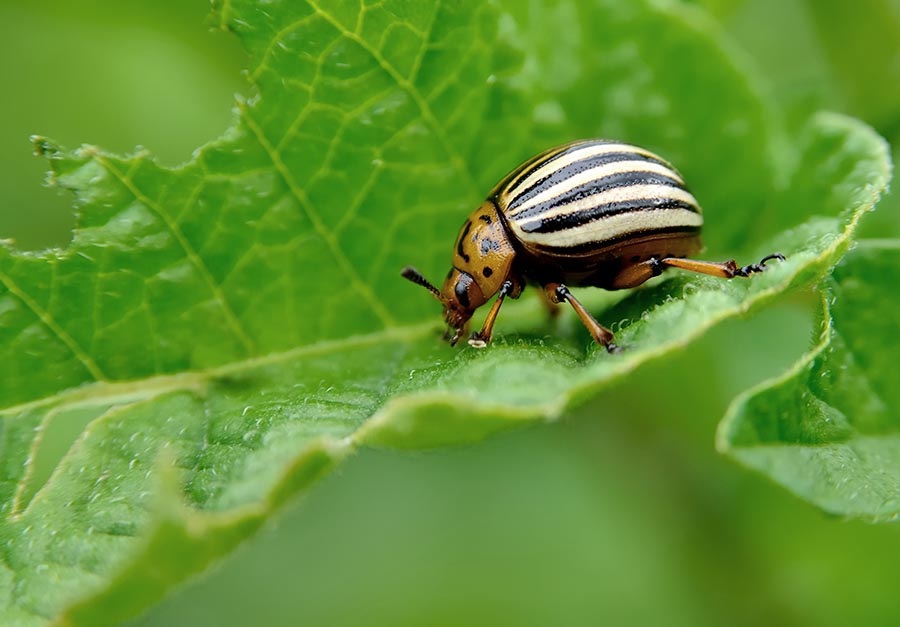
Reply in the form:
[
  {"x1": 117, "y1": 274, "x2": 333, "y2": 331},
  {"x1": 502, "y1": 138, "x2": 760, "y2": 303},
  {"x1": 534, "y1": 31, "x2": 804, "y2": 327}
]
[
  {"x1": 800, "y1": 0, "x2": 900, "y2": 135},
  {"x1": 719, "y1": 241, "x2": 900, "y2": 522},
  {"x1": 0, "y1": 0, "x2": 891, "y2": 625},
  {"x1": 691, "y1": 0, "x2": 900, "y2": 237}
]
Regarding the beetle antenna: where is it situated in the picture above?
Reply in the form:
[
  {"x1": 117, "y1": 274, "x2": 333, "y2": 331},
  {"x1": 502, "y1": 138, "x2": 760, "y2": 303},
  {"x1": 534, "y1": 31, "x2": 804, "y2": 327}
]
[{"x1": 401, "y1": 266, "x2": 443, "y2": 301}]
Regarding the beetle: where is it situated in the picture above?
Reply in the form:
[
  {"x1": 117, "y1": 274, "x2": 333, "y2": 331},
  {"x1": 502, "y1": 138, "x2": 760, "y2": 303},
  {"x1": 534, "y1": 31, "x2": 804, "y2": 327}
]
[{"x1": 401, "y1": 139, "x2": 784, "y2": 352}]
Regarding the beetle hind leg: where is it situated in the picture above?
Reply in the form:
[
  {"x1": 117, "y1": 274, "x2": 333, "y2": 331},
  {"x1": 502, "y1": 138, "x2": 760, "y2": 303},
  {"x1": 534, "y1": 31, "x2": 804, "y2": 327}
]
[
  {"x1": 610, "y1": 253, "x2": 785, "y2": 289},
  {"x1": 659, "y1": 253, "x2": 785, "y2": 279},
  {"x1": 545, "y1": 283, "x2": 619, "y2": 353}
]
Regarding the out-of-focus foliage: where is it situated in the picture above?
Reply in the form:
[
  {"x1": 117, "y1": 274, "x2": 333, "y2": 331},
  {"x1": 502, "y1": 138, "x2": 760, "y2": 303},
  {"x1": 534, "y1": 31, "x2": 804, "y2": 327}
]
[
  {"x1": 722, "y1": 243, "x2": 900, "y2": 521},
  {"x1": 693, "y1": 0, "x2": 900, "y2": 236}
]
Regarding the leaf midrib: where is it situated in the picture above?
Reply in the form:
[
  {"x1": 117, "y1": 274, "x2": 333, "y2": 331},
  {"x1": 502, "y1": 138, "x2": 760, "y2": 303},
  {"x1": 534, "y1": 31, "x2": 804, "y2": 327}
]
[{"x1": 0, "y1": 320, "x2": 436, "y2": 417}]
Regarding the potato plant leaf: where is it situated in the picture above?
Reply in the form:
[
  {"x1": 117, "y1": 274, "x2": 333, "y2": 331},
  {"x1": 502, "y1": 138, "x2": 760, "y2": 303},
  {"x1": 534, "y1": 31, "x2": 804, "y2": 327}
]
[
  {"x1": 719, "y1": 241, "x2": 900, "y2": 522},
  {"x1": 0, "y1": 0, "x2": 891, "y2": 625}
]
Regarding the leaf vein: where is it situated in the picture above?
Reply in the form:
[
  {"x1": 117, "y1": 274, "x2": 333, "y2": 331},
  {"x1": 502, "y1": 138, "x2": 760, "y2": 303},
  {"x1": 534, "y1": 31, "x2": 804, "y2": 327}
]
[
  {"x1": 240, "y1": 108, "x2": 396, "y2": 327},
  {"x1": 1, "y1": 321, "x2": 436, "y2": 418},
  {"x1": 248, "y1": 13, "x2": 321, "y2": 82},
  {"x1": 306, "y1": 0, "x2": 481, "y2": 199},
  {"x1": 94, "y1": 155, "x2": 257, "y2": 355},
  {"x1": 0, "y1": 267, "x2": 107, "y2": 383},
  {"x1": 407, "y1": 2, "x2": 439, "y2": 84}
]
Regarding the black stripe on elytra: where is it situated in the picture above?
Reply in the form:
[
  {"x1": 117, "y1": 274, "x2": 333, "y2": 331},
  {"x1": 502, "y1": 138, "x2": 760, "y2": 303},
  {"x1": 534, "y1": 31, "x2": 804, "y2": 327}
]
[
  {"x1": 456, "y1": 220, "x2": 472, "y2": 262},
  {"x1": 530, "y1": 224, "x2": 702, "y2": 255},
  {"x1": 506, "y1": 150, "x2": 674, "y2": 212},
  {"x1": 498, "y1": 141, "x2": 614, "y2": 199},
  {"x1": 512, "y1": 170, "x2": 688, "y2": 222},
  {"x1": 520, "y1": 197, "x2": 699, "y2": 234},
  {"x1": 500, "y1": 144, "x2": 580, "y2": 195}
]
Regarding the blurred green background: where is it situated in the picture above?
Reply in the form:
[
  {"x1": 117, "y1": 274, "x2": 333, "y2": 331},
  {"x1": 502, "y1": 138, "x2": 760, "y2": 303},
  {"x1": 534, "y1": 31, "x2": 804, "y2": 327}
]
[
  {"x1": 0, "y1": 0, "x2": 245, "y2": 249},
  {"x1": 2, "y1": 0, "x2": 898, "y2": 625}
]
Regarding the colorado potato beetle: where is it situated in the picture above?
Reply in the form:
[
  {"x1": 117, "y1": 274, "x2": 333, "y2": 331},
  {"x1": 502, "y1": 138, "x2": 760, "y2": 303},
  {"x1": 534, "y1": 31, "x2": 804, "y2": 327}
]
[{"x1": 402, "y1": 139, "x2": 783, "y2": 352}]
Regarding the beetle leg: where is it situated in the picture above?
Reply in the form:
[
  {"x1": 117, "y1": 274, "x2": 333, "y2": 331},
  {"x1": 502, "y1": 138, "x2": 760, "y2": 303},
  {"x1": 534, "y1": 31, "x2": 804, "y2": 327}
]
[
  {"x1": 447, "y1": 322, "x2": 470, "y2": 347},
  {"x1": 468, "y1": 280, "x2": 514, "y2": 348},
  {"x1": 611, "y1": 253, "x2": 785, "y2": 288},
  {"x1": 545, "y1": 283, "x2": 619, "y2": 353},
  {"x1": 609, "y1": 258, "x2": 666, "y2": 289},
  {"x1": 656, "y1": 253, "x2": 785, "y2": 279},
  {"x1": 538, "y1": 285, "x2": 562, "y2": 320}
]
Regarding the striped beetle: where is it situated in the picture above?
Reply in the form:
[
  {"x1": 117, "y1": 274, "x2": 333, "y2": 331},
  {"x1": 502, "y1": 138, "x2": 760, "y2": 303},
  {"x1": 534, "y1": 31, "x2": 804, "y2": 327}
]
[{"x1": 402, "y1": 139, "x2": 783, "y2": 352}]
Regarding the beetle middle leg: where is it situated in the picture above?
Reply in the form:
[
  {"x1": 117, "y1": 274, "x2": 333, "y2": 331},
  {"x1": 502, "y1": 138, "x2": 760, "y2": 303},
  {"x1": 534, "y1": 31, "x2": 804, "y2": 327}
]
[
  {"x1": 538, "y1": 285, "x2": 562, "y2": 320},
  {"x1": 544, "y1": 283, "x2": 619, "y2": 353},
  {"x1": 610, "y1": 253, "x2": 785, "y2": 289}
]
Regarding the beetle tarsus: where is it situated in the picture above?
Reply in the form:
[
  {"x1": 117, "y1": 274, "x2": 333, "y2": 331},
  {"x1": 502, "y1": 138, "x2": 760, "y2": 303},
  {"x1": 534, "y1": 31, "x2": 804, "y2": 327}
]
[{"x1": 735, "y1": 253, "x2": 786, "y2": 277}]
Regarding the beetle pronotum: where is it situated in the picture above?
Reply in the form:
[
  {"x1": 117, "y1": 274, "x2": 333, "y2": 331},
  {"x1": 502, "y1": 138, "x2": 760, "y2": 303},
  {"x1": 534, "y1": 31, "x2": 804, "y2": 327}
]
[{"x1": 402, "y1": 139, "x2": 783, "y2": 351}]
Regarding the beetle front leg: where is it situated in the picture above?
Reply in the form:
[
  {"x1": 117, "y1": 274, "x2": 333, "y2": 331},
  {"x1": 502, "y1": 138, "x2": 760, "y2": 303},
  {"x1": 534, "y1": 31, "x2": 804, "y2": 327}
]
[
  {"x1": 468, "y1": 280, "x2": 514, "y2": 348},
  {"x1": 545, "y1": 283, "x2": 619, "y2": 353},
  {"x1": 445, "y1": 322, "x2": 471, "y2": 347}
]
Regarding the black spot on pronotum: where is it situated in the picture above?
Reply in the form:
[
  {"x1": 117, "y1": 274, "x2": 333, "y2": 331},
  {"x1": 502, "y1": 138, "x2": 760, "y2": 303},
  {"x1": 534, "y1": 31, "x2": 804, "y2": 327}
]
[
  {"x1": 478, "y1": 214, "x2": 492, "y2": 224},
  {"x1": 482, "y1": 266, "x2": 493, "y2": 278},
  {"x1": 457, "y1": 221, "x2": 472, "y2": 263}
]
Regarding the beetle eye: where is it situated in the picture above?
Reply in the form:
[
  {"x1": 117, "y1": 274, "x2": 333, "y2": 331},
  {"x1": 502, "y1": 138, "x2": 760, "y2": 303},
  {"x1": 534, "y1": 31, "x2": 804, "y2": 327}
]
[{"x1": 454, "y1": 273, "x2": 472, "y2": 308}]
